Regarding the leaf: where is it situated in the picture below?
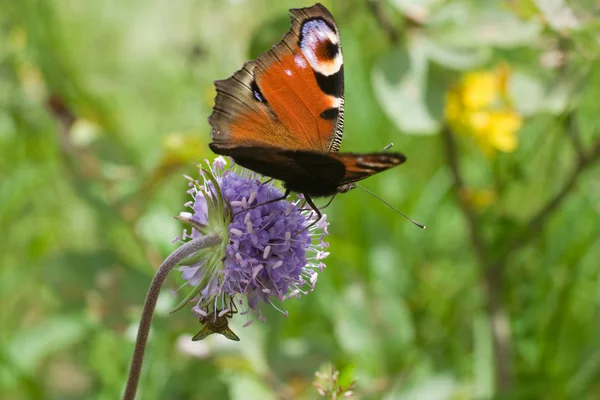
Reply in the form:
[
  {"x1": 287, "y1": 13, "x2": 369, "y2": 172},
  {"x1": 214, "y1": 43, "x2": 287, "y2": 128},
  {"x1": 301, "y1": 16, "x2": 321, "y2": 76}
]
[
  {"x1": 405, "y1": 166, "x2": 453, "y2": 237},
  {"x1": 372, "y1": 37, "x2": 440, "y2": 135},
  {"x1": 428, "y1": 2, "x2": 541, "y2": 48},
  {"x1": 333, "y1": 284, "x2": 384, "y2": 372},
  {"x1": 6, "y1": 315, "x2": 88, "y2": 372},
  {"x1": 227, "y1": 373, "x2": 276, "y2": 400},
  {"x1": 389, "y1": 0, "x2": 445, "y2": 22},
  {"x1": 388, "y1": 375, "x2": 459, "y2": 400},
  {"x1": 533, "y1": 0, "x2": 581, "y2": 31},
  {"x1": 334, "y1": 285, "x2": 372, "y2": 353},
  {"x1": 369, "y1": 245, "x2": 416, "y2": 347},
  {"x1": 419, "y1": 35, "x2": 490, "y2": 70},
  {"x1": 509, "y1": 71, "x2": 569, "y2": 116},
  {"x1": 248, "y1": 14, "x2": 290, "y2": 60}
]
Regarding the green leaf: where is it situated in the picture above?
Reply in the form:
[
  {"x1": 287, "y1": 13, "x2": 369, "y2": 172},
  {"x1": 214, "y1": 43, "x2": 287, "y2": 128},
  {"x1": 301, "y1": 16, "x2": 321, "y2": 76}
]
[
  {"x1": 509, "y1": 71, "x2": 569, "y2": 116},
  {"x1": 333, "y1": 284, "x2": 385, "y2": 378},
  {"x1": 372, "y1": 38, "x2": 440, "y2": 135},
  {"x1": 533, "y1": 0, "x2": 581, "y2": 32},
  {"x1": 391, "y1": 376, "x2": 459, "y2": 400},
  {"x1": 429, "y1": 2, "x2": 541, "y2": 47},
  {"x1": 389, "y1": 0, "x2": 445, "y2": 21},
  {"x1": 419, "y1": 35, "x2": 490, "y2": 70},
  {"x1": 6, "y1": 315, "x2": 88, "y2": 372},
  {"x1": 227, "y1": 373, "x2": 276, "y2": 400},
  {"x1": 248, "y1": 14, "x2": 290, "y2": 60}
]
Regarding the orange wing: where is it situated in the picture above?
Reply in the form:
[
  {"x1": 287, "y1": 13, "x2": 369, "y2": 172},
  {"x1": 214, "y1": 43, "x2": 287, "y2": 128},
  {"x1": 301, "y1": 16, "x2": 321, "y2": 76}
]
[{"x1": 209, "y1": 4, "x2": 345, "y2": 153}]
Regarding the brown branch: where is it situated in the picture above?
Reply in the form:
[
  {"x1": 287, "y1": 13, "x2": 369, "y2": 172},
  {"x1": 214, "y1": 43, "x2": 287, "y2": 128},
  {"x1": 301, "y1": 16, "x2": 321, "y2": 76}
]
[
  {"x1": 499, "y1": 136, "x2": 600, "y2": 261},
  {"x1": 368, "y1": 0, "x2": 401, "y2": 45},
  {"x1": 565, "y1": 112, "x2": 584, "y2": 159},
  {"x1": 442, "y1": 124, "x2": 600, "y2": 393},
  {"x1": 368, "y1": 0, "x2": 426, "y2": 45},
  {"x1": 368, "y1": 0, "x2": 399, "y2": 44},
  {"x1": 441, "y1": 126, "x2": 513, "y2": 391},
  {"x1": 441, "y1": 127, "x2": 490, "y2": 267}
]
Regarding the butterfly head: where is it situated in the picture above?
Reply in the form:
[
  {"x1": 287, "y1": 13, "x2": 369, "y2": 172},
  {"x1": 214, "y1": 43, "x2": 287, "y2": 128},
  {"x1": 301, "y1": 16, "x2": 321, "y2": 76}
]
[{"x1": 336, "y1": 183, "x2": 356, "y2": 193}]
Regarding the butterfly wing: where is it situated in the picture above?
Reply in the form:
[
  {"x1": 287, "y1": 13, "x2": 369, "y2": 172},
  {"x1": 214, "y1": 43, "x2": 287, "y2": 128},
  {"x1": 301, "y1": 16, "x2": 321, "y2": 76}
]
[
  {"x1": 329, "y1": 152, "x2": 407, "y2": 186},
  {"x1": 213, "y1": 145, "x2": 405, "y2": 196},
  {"x1": 208, "y1": 4, "x2": 406, "y2": 199},
  {"x1": 209, "y1": 4, "x2": 344, "y2": 153},
  {"x1": 211, "y1": 145, "x2": 346, "y2": 194}
]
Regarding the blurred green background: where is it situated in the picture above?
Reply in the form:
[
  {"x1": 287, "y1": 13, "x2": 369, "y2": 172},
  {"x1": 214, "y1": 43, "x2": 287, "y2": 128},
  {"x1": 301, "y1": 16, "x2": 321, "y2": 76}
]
[{"x1": 2, "y1": 0, "x2": 600, "y2": 399}]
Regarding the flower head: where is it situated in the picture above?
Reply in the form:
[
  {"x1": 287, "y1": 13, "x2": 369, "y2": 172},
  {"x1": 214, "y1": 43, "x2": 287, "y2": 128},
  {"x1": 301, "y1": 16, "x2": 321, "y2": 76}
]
[
  {"x1": 174, "y1": 157, "x2": 329, "y2": 329},
  {"x1": 445, "y1": 65, "x2": 523, "y2": 155},
  {"x1": 313, "y1": 364, "x2": 356, "y2": 398}
]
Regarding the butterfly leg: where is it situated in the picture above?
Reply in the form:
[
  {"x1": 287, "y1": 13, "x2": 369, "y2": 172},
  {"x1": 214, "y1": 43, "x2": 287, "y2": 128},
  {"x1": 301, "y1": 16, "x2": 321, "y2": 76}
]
[
  {"x1": 298, "y1": 193, "x2": 337, "y2": 213},
  {"x1": 259, "y1": 178, "x2": 274, "y2": 187},
  {"x1": 229, "y1": 298, "x2": 238, "y2": 316},
  {"x1": 304, "y1": 195, "x2": 322, "y2": 224},
  {"x1": 294, "y1": 194, "x2": 323, "y2": 236},
  {"x1": 318, "y1": 193, "x2": 337, "y2": 211},
  {"x1": 232, "y1": 189, "x2": 291, "y2": 216}
]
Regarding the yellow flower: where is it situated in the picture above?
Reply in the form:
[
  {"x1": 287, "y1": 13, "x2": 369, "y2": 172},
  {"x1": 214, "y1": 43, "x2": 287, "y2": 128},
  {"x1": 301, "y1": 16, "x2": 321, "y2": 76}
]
[
  {"x1": 461, "y1": 188, "x2": 497, "y2": 210},
  {"x1": 486, "y1": 110, "x2": 522, "y2": 152},
  {"x1": 445, "y1": 65, "x2": 523, "y2": 156},
  {"x1": 468, "y1": 111, "x2": 491, "y2": 135},
  {"x1": 461, "y1": 72, "x2": 498, "y2": 110}
]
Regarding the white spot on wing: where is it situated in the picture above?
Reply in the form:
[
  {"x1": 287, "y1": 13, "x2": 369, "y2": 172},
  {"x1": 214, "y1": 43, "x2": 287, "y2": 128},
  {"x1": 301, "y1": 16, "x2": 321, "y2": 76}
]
[
  {"x1": 284, "y1": 69, "x2": 292, "y2": 76},
  {"x1": 294, "y1": 54, "x2": 307, "y2": 69},
  {"x1": 300, "y1": 19, "x2": 343, "y2": 77}
]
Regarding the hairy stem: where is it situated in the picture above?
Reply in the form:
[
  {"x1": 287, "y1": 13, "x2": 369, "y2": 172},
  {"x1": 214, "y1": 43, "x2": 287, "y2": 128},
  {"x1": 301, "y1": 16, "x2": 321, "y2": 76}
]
[{"x1": 122, "y1": 234, "x2": 221, "y2": 400}]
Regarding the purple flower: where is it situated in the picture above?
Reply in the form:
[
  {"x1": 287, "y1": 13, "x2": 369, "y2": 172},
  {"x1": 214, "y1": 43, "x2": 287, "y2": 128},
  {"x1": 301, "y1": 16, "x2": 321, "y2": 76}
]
[{"x1": 175, "y1": 157, "x2": 329, "y2": 325}]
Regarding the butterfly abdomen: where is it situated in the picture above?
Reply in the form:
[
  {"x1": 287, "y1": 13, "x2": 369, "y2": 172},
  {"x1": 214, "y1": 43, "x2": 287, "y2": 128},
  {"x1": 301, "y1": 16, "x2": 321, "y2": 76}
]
[{"x1": 283, "y1": 179, "x2": 343, "y2": 197}]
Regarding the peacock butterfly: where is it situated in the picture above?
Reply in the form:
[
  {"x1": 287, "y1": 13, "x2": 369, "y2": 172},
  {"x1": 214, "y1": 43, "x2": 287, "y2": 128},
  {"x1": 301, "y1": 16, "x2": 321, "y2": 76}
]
[{"x1": 208, "y1": 3, "x2": 406, "y2": 221}]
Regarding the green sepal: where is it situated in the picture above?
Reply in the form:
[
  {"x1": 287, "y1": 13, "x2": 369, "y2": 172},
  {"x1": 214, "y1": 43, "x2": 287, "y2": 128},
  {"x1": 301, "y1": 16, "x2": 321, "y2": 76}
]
[
  {"x1": 170, "y1": 285, "x2": 203, "y2": 314},
  {"x1": 170, "y1": 253, "x2": 221, "y2": 314},
  {"x1": 176, "y1": 250, "x2": 206, "y2": 267},
  {"x1": 173, "y1": 215, "x2": 207, "y2": 235},
  {"x1": 202, "y1": 167, "x2": 224, "y2": 212}
]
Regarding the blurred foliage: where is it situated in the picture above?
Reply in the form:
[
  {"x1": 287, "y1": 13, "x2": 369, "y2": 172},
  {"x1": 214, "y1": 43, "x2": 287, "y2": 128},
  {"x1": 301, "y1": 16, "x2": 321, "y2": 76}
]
[{"x1": 1, "y1": 0, "x2": 599, "y2": 399}]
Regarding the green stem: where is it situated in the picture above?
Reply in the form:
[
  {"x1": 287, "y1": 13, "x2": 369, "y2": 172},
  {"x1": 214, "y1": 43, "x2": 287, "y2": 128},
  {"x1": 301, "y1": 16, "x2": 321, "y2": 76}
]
[{"x1": 122, "y1": 234, "x2": 221, "y2": 400}]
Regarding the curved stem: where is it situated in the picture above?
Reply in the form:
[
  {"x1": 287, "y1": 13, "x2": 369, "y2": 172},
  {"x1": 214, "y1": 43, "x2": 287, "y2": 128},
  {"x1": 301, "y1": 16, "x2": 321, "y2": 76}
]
[{"x1": 122, "y1": 234, "x2": 221, "y2": 400}]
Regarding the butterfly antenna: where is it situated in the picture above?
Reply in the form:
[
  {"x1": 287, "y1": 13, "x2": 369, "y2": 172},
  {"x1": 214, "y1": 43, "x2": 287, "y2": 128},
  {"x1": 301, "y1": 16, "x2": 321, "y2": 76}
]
[
  {"x1": 382, "y1": 143, "x2": 394, "y2": 151},
  {"x1": 355, "y1": 184, "x2": 426, "y2": 229}
]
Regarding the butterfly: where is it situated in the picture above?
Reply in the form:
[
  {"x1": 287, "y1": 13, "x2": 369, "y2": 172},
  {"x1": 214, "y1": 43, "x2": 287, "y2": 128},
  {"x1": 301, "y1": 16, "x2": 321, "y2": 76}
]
[{"x1": 208, "y1": 3, "x2": 406, "y2": 220}]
